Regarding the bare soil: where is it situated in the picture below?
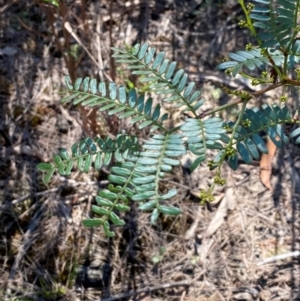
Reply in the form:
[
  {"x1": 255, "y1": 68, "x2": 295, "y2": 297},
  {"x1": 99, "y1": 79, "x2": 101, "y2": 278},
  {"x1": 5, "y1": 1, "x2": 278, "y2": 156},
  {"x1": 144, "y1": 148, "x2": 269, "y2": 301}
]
[{"x1": 1, "y1": 1, "x2": 300, "y2": 301}]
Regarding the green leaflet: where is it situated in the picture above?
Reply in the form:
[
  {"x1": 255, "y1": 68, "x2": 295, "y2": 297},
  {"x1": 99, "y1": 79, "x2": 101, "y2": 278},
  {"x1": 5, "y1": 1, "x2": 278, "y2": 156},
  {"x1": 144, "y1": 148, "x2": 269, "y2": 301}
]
[
  {"x1": 190, "y1": 156, "x2": 206, "y2": 171},
  {"x1": 92, "y1": 205, "x2": 110, "y2": 215},
  {"x1": 103, "y1": 221, "x2": 115, "y2": 237},
  {"x1": 96, "y1": 196, "x2": 114, "y2": 207},
  {"x1": 108, "y1": 174, "x2": 127, "y2": 185},
  {"x1": 82, "y1": 218, "x2": 104, "y2": 227},
  {"x1": 43, "y1": 168, "x2": 55, "y2": 184},
  {"x1": 37, "y1": 163, "x2": 53, "y2": 171},
  {"x1": 139, "y1": 200, "x2": 156, "y2": 211},
  {"x1": 132, "y1": 191, "x2": 156, "y2": 201},
  {"x1": 245, "y1": 138, "x2": 260, "y2": 160},
  {"x1": 151, "y1": 208, "x2": 160, "y2": 225},
  {"x1": 135, "y1": 183, "x2": 156, "y2": 193},
  {"x1": 159, "y1": 205, "x2": 181, "y2": 215},
  {"x1": 109, "y1": 212, "x2": 125, "y2": 226},
  {"x1": 115, "y1": 203, "x2": 130, "y2": 212},
  {"x1": 267, "y1": 127, "x2": 282, "y2": 148},
  {"x1": 98, "y1": 190, "x2": 118, "y2": 200},
  {"x1": 290, "y1": 127, "x2": 300, "y2": 139},
  {"x1": 226, "y1": 154, "x2": 238, "y2": 171},
  {"x1": 158, "y1": 189, "x2": 177, "y2": 200},
  {"x1": 237, "y1": 142, "x2": 252, "y2": 164},
  {"x1": 152, "y1": 51, "x2": 165, "y2": 69},
  {"x1": 132, "y1": 175, "x2": 156, "y2": 184}
]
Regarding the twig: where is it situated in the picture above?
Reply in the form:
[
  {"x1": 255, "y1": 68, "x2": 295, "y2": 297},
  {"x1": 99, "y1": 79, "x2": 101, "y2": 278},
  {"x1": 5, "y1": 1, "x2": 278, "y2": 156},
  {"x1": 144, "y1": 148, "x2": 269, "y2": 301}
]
[
  {"x1": 0, "y1": 188, "x2": 59, "y2": 212},
  {"x1": 257, "y1": 251, "x2": 300, "y2": 266},
  {"x1": 200, "y1": 81, "x2": 284, "y2": 118},
  {"x1": 64, "y1": 22, "x2": 112, "y2": 81},
  {"x1": 207, "y1": 8, "x2": 241, "y2": 61},
  {"x1": 0, "y1": 0, "x2": 17, "y2": 13},
  {"x1": 17, "y1": 16, "x2": 49, "y2": 38},
  {"x1": 0, "y1": 179, "x2": 109, "y2": 210},
  {"x1": 96, "y1": 13, "x2": 105, "y2": 82},
  {"x1": 5, "y1": 203, "x2": 45, "y2": 297},
  {"x1": 108, "y1": 0, "x2": 116, "y2": 81},
  {"x1": 101, "y1": 280, "x2": 190, "y2": 301},
  {"x1": 252, "y1": 81, "x2": 284, "y2": 97},
  {"x1": 10, "y1": 187, "x2": 60, "y2": 205}
]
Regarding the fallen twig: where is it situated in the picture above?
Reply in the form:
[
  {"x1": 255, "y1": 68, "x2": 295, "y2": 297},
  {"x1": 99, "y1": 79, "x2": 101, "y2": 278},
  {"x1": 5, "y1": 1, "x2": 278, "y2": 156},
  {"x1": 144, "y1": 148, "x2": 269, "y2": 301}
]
[
  {"x1": 101, "y1": 280, "x2": 190, "y2": 301},
  {"x1": 257, "y1": 251, "x2": 300, "y2": 266}
]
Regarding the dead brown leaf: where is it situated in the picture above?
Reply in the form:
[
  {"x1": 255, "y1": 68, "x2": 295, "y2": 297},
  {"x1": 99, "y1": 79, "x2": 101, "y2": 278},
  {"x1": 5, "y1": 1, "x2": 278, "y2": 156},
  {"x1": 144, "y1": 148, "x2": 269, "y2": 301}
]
[
  {"x1": 205, "y1": 187, "x2": 235, "y2": 237},
  {"x1": 260, "y1": 138, "x2": 277, "y2": 190},
  {"x1": 208, "y1": 291, "x2": 226, "y2": 301}
]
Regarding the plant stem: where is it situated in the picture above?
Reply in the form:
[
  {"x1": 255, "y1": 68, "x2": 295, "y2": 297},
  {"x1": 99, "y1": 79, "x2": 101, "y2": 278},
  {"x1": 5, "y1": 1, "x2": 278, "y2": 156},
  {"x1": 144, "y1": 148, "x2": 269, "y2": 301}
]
[
  {"x1": 238, "y1": 0, "x2": 256, "y2": 37},
  {"x1": 199, "y1": 99, "x2": 244, "y2": 118}
]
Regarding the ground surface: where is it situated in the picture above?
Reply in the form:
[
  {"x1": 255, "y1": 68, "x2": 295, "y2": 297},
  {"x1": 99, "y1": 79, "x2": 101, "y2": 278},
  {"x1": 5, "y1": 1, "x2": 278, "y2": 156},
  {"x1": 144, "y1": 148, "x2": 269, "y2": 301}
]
[{"x1": 1, "y1": 0, "x2": 300, "y2": 301}]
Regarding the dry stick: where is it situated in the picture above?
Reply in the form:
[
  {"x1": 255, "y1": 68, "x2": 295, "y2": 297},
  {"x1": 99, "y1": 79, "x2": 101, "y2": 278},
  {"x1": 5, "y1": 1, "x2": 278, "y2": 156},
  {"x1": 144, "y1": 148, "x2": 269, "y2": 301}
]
[
  {"x1": 101, "y1": 280, "x2": 190, "y2": 301},
  {"x1": 108, "y1": 0, "x2": 116, "y2": 81},
  {"x1": 207, "y1": 8, "x2": 241, "y2": 62},
  {"x1": 0, "y1": 179, "x2": 109, "y2": 210},
  {"x1": 5, "y1": 203, "x2": 45, "y2": 297},
  {"x1": 9, "y1": 187, "x2": 60, "y2": 206},
  {"x1": 64, "y1": 22, "x2": 112, "y2": 82},
  {"x1": 102, "y1": 270, "x2": 206, "y2": 301},
  {"x1": 17, "y1": 16, "x2": 49, "y2": 38},
  {"x1": 257, "y1": 251, "x2": 300, "y2": 266},
  {"x1": 0, "y1": 0, "x2": 17, "y2": 13},
  {"x1": 96, "y1": 11, "x2": 105, "y2": 82}
]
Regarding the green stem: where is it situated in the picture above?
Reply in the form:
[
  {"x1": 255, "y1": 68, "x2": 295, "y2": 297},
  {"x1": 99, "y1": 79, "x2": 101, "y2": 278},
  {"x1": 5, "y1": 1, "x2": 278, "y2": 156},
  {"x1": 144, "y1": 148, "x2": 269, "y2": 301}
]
[
  {"x1": 238, "y1": 0, "x2": 257, "y2": 37},
  {"x1": 239, "y1": 72, "x2": 273, "y2": 84},
  {"x1": 229, "y1": 99, "x2": 248, "y2": 147},
  {"x1": 199, "y1": 98, "x2": 244, "y2": 118},
  {"x1": 218, "y1": 99, "x2": 249, "y2": 167},
  {"x1": 283, "y1": 29, "x2": 300, "y2": 75}
]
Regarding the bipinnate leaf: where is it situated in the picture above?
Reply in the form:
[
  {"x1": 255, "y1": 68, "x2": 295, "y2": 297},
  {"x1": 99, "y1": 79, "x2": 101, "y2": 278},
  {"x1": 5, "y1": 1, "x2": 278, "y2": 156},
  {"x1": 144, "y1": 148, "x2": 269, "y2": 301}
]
[{"x1": 38, "y1": 40, "x2": 300, "y2": 239}]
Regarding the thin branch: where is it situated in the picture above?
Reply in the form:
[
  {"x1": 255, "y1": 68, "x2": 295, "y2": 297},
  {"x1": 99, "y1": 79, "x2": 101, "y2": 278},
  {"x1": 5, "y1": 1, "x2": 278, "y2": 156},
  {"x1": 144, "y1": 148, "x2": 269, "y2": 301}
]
[
  {"x1": 257, "y1": 251, "x2": 300, "y2": 266},
  {"x1": 199, "y1": 98, "x2": 244, "y2": 118},
  {"x1": 101, "y1": 280, "x2": 190, "y2": 301},
  {"x1": 0, "y1": 179, "x2": 109, "y2": 210},
  {"x1": 64, "y1": 22, "x2": 112, "y2": 81},
  {"x1": 200, "y1": 81, "x2": 285, "y2": 118},
  {"x1": 252, "y1": 81, "x2": 284, "y2": 97}
]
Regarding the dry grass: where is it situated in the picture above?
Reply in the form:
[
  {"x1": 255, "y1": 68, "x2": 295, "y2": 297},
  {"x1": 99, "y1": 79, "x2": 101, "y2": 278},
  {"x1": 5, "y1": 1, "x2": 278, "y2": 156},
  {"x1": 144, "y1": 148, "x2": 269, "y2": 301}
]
[{"x1": 1, "y1": 0, "x2": 300, "y2": 300}]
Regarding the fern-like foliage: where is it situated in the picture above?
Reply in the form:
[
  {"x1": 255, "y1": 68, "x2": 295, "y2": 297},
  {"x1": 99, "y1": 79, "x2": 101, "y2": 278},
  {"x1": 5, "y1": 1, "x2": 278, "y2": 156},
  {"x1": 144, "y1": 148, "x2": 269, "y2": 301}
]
[
  {"x1": 213, "y1": 104, "x2": 293, "y2": 170},
  {"x1": 180, "y1": 117, "x2": 227, "y2": 171},
  {"x1": 63, "y1": 76, "x2": 169, "y2": 133},
  {"x1": 250, "y1": 0, "x2": 299, "y2": 48},
  {"x1": 219, "y1": 0, "x2": 300, "y2": 76},
  {"x1": 218, "y1": 41, "x2": 300, "y2": 76},
  {"x1": 38, "y1": 135, "x2": 140, "y2": 183},
  {"x1": 38, "y1": 38, "x2": 300, "y2": 237},
  {"x1": 112, "y1": 43, "x2": 204, "y2": 115},
  {"x1": 219, "y1": 47, "x2": 283, "y2": 76}
]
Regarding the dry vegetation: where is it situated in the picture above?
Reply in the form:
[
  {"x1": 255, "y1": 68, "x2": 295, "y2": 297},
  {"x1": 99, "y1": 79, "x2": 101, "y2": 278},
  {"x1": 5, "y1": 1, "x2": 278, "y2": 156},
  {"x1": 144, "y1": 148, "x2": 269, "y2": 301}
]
[{"x1": 1, "y1": 0, "x2": 300, "y2": 300}]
